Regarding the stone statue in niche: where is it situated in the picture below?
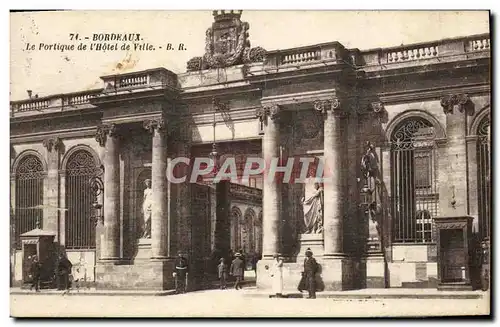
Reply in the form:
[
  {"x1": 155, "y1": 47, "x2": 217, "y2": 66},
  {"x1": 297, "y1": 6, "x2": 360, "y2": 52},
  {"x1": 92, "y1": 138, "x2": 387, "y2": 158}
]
[
  {"x1": 360, "y1": 141, "x2": 382, "y2": 237},
  {"x1": 301, "y1": 178, "x2": 324, "y2": 234},
  {"x1": 141, "y1": 179, "x2": 153, "y2": 239}
]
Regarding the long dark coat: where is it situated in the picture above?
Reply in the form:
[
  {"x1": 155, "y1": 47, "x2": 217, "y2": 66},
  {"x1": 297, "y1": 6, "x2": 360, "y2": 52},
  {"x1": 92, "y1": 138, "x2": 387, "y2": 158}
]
[{"x1": 230, "y1": 257, "x2": 244, "y2": 277}]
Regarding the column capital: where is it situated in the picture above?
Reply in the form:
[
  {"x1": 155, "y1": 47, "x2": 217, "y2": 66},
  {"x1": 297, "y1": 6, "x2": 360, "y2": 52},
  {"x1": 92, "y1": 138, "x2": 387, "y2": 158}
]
[
  {"x1": 314, "y1": 98, "x2": 345, "y2": 117},
  {"x1": 440, "y1": 93, "x2": 471, "y2": 115},
  {"x1": 256, "y1": 103, "x2": 280, "y2": 123},
  {"x1": 95, "y1": 123, "x2": 118, "y2": 147},
  {"x1": 42, "y1": 137, "x2": 63, "y2": 153},
  {"x1": 143, "y1": 117, "x2": 166, "y2": 133}
]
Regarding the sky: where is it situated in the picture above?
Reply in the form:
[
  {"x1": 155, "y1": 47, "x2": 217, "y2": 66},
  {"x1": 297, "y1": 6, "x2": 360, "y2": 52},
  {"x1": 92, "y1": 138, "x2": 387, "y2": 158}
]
[{"x1": 9, "y1": 10, "x2": 490, "y2": 101}]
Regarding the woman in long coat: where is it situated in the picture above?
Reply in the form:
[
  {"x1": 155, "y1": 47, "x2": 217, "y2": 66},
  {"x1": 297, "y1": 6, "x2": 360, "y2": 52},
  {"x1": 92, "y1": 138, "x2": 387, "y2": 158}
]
[{"x1": 270, "y1": 254, "x2": 284, "y2": 298}]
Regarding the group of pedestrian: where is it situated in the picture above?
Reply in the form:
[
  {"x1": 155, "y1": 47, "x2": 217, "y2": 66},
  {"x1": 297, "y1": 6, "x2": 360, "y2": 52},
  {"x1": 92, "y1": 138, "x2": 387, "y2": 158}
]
[
  {"x1": 269, "y1": 248, "x2": 319, "y2": 299},
  {"x1": 27, "y1": 253, "x2": 74, "y2": 293},
  {"x1": 218, "y1": 250, "x2": 245, "y2": 290}
]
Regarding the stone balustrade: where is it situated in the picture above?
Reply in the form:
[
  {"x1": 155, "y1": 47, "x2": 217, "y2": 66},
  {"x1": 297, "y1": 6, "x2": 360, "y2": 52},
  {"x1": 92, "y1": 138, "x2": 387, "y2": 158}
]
[
  {"x1": 280, "y1": 48, "x2": 322, "y2": 65},
  {"x1": 101, "y1": 68, "x2": 178, "y2": 91},
  {"x1": 10, "y1": 89, "x2": 102, "y2": 116},
  {"x1": 263, "y1": 42, "x2": 349, "y2": 68},
  {"x1": 466, "y1": 37, "x2": 490, "y2": 52},
  {"x1": 386, "y1": 44, "x2": 439, "y2": 63},
  {"x1": 16, "y1": 99, "x2": 51, "y2": 112}
]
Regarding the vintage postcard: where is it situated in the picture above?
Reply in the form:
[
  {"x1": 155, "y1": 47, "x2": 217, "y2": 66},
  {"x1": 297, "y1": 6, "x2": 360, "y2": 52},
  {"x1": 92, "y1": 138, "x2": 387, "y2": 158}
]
[{"x1": 9, "y1": 10, "x2": 491, "y2": 318}]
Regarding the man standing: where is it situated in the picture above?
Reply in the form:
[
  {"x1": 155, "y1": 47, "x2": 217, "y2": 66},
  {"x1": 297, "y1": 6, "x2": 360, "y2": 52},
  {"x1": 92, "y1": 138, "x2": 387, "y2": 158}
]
[
  {"x1": 303, "y1": 248, "x2": 318, "y2": 299},
  {"x1": 230, "y1": 252, "x2": 244, "y2": 290},
  {"x1": 30, "y1": 255, "x2": 41, "y2": 292},
  {"x1": 174, "y1": 252, "x2": 189, "y2": 294}
]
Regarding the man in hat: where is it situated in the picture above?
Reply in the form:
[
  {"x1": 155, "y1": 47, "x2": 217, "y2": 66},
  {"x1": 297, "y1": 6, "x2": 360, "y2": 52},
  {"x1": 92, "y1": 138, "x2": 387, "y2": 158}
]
[
  {"x1": 230, "y1": 252, "x2": 244, "y2": 290},
  {"x1": 303, "y1": 248, "x2": 318, "y2": 299},
  {"x1": 174, "y1": 252, "x2": 189, "y2": 294},
  {"x1": 29, "y1": 255, "x2": 41, "y2": 292}
]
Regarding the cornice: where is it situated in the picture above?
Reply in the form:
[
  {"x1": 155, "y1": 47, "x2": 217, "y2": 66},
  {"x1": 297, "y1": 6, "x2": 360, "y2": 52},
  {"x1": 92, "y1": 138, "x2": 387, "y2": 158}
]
[
  {"x1": 101, "y1": 112, "x2": 175, "y2": 125},
  {"x1": 10, "y1": 126, "x2": 97, "y2": 144},
  {"x1": 184, "y1": 106, "x2": 261, "y2": 125},
  {"x1": 376, "y1": 83, "x2": 490, "y2": 105},
  {"x1": 361, "y1": 53, "x2": 490, "y2": 77},
  {"x1": 261, "y1": 88, "x2": 344, "y2": 107}
]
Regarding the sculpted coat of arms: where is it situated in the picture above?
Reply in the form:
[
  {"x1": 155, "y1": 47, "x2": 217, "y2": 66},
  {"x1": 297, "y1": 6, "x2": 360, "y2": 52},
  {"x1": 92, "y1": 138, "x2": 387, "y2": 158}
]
[{"x1": 187, "y1": 10, "x2": 267, "y2": 71}]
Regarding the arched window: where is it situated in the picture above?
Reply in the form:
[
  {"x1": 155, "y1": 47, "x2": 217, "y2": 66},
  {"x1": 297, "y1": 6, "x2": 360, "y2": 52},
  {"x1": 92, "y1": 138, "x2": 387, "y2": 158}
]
[
  {"x1": 65, "y1": 150, "x2": 98, "y2": 249},
  {"x1": 243, "y1": 208, "x2": 256, "y2": 254},
  {"x1": 390, "y1": 118, "x2": 438, "y2": 243},
  {"x1": 14, "y1": 155, "x2": 45, "y2": 248},
  {"x1": 230, "y1": 207, "x2": 242, "y2": 251},
  {"x1": 477, "y1": 115, "x2": 490, "y2": 241}
]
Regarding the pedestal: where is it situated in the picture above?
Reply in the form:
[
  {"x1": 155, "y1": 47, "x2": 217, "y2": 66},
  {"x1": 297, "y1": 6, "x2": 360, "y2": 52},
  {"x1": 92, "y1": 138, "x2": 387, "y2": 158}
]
[
  {"x1": 95, "y1": 259, "x2": 175, "y2": 290},
  {"x1": 297, "y1": 233, "x2": 324, "y2": 259},
  {"x1": 362, "y1": 253, "x2": 386, "y2": 288},
  {"x1": 256, "y1": 256, "x2": 355, "y2": 292},
  {"x1": 367, "y1": 218, "x2": 382, "y2": 253},
  {"x1": 135, "y1": 238, "x2": 152, "y2": 260}
]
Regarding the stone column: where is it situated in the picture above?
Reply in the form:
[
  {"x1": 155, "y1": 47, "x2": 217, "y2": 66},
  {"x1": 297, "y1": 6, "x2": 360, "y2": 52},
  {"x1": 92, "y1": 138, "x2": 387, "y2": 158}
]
[
  {"x1": 42, "y1": 137, "x2": 63, "y2": 235},
  {"x1": 144, "y1": 117, "x2": 168, "y2": 259},
  {"x1": 315, "y1": 98, "x2": 345, "y2": 258},
  {"x1": 96, "y1": 124, "x2": 121, "y2": 261},
  {"x1": 256, "y1": 104, "x2": 281, "y2": 258}
]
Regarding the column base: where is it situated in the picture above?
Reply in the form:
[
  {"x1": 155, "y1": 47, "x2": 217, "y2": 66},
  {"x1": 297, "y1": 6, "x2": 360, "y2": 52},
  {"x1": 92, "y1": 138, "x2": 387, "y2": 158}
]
[
  {"x1": 256, "y1": 256, "x2": 356, "y2": 292},
  {"x1": 95, "y1": 259, "x2": 176, "y2": 290}
]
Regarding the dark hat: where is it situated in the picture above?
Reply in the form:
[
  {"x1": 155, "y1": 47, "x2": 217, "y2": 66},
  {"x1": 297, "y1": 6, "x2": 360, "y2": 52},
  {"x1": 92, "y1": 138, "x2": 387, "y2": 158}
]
[{"x1": 305, "y1": 248, "x2": 313, "y2": 255}]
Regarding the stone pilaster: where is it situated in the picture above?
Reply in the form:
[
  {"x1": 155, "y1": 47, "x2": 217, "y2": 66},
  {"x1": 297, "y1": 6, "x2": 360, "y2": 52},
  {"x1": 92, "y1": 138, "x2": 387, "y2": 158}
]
[
  {"x1": 256, "y1": 104, "x2": 281, "y2": 258},
  {"x1": 440, "y1": 94, "x2": 472, "y2": 216},
  {"x1": 144, "y1": 117, "x2": 169, "y2": 259},
  {"x1": 96, "y1": 124, "x2": 121, "y2": 261},
  {"x1": 315, "y1": 98, "x2": 345, "y2": 258},
  {"x1": 42, "y1": 137, "x2": 63, "y2": 235}
]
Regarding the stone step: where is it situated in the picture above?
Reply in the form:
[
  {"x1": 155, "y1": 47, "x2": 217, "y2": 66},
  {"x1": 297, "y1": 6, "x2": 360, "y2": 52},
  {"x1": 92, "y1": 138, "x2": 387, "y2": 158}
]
[{"x1": 243, "y1": 288, "x2": 487, "y2": 300}]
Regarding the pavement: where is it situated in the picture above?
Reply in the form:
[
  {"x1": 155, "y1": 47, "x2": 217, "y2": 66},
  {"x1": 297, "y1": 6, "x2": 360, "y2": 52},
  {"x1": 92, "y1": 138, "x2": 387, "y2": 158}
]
[
  {"x1": 10, "y1": 287, "x2": 491, "y2": 318},
  {"x1": 11, "y1": 283, "x2": 486, "y2": 300}
]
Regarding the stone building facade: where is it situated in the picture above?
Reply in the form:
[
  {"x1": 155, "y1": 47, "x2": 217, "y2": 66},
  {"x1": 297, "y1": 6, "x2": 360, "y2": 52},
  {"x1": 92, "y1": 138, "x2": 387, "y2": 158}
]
[{"x1": 10, "y1": 11, "x2": 490, "y2": 290}]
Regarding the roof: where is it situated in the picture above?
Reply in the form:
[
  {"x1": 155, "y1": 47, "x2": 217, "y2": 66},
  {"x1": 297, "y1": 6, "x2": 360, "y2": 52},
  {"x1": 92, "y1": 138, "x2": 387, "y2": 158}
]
[{"x1": 20, "y1": 228, "x2": 56, "y2": 237}]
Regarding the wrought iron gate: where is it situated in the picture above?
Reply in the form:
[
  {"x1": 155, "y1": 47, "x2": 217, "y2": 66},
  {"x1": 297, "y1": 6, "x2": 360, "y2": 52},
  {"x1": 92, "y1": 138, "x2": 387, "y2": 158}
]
[
  {"x1": 390, "y1": 118, "x2": 439, "y2": 243},
  {"x1": 477, "y1": 116, "x2": 490, "y2": 241},
  {"x1": 14, "y1": 155, "x2": 45, "y2": 248},
  {"x1": 65, "y1": 150, "x2": 98, "y2": 249}
]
